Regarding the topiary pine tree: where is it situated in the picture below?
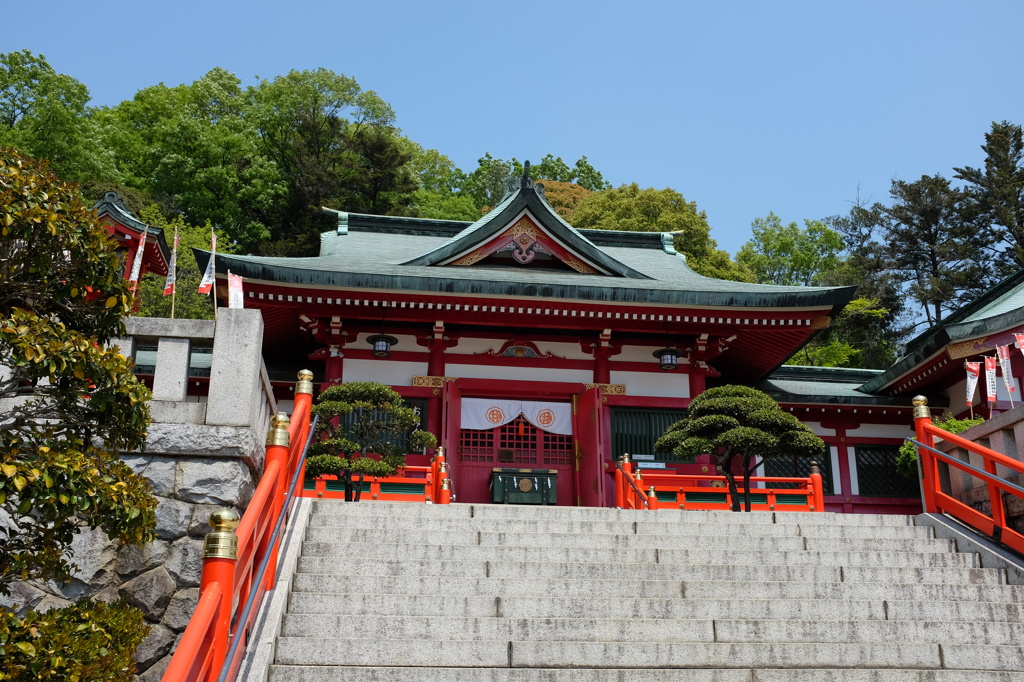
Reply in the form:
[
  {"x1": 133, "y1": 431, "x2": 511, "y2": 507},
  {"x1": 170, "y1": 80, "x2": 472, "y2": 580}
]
[
  {"x1": 655, "y1": 385, "x2": 825, "y2": 511},
  {"x1": 305, "y1": 381, "x2": 436, "y2": 501}
]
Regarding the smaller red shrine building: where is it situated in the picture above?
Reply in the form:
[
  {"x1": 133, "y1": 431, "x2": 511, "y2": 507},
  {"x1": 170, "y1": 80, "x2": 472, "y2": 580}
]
[
  {"x1": 181, "y1": 172, "x2": 1023, "y2": 514},
  {"x1": 94, "y1": 192, "x2": 170, "y2": 283}
]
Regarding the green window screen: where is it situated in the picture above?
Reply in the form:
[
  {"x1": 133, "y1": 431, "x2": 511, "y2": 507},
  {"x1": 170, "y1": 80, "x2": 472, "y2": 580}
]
[
  {"x1": 763, "y1": 454, "x2": 834, "y2": 495},
  {"x1": 855, "y1": 446, "x2": 919, "y2": 498},
  {"x1": 610, "y1": 408, "x2": 688, "y2": 462}
]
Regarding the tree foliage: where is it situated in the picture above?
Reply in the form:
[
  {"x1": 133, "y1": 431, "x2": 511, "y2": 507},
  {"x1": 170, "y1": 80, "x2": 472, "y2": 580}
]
[
  {"x1": 306, "y1": 382, "x2": 436, "y2": 500},
  {"x1": 737, "y1": 212, "x2": 844, "y2": 286},
  {"x1": 955, "y1": 120, "x2": 1024, "y2": 274},
  {"x1": 0, "y1": 148, "x2": 157, "y2": 594},
  {"x1": 571, "y1": 184, "x2": 754, "y2": 282},
  {"x1": 0, "y1": 598, "x2": 148, "y2": 681},
  {"x1": 655, "y1": 386, "x2": 824, "y2": 511}
]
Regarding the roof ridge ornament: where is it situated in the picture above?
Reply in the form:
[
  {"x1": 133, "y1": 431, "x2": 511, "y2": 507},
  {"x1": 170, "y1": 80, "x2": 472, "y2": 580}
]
[{"x1": 502, "y1": 160, "x2": 545, "y2": 200}]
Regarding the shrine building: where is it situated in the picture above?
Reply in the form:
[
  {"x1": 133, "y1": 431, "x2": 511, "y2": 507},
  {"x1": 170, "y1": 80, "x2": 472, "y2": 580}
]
[{"x1": 152, "y1": 170, "x2": 1021, "y2": 514}]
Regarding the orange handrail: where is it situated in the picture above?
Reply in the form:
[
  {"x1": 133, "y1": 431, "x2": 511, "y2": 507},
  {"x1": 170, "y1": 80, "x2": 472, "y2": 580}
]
[
  {"x1": 616, "y1": 457, "x2": 824, "y2": 512},
  {"x1": 162, "y1": 371, "x2": 315, "y2": 682},
  {"x1": 913, "y1": 395, "x2": 1024, "y2": 554}
]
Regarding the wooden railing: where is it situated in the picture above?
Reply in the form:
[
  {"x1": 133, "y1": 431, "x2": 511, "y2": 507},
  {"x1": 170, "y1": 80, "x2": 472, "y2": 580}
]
[
  {"x1": 162, "y1": 371, "x2": 315, "y2": 682},
  {"x1": 912, "y1": 395, "x2": 1024, "y2": 554},
  {"x1": 301, "y1": 446, "x2": 452, "y2": 503},
  {"x1": 615, "y1": 454, "x2": 826, "y2": 512}
]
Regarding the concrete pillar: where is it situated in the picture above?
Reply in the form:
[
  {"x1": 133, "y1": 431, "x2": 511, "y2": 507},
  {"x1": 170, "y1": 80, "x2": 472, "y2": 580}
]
[
  {"x1": 151, "y1": 337, "x2": 191, "y2": 402},
  {"x1": 206, "y1": 308, "x2": 265, "y2": 428}
]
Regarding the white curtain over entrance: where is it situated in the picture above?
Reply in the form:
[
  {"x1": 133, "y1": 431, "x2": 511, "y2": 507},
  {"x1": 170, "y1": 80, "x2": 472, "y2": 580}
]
[{"x1": 461, "y1": 398, "x2": 572, "y2": 435}]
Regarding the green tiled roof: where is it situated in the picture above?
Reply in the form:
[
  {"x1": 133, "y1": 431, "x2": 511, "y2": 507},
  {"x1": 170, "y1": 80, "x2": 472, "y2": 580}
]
[
  {"x1": 860, "y1": 269, "x2": 1024, "y2": 393},
  {"x1": 758, "y1": 366, "x2": 946, "y2": 407}
]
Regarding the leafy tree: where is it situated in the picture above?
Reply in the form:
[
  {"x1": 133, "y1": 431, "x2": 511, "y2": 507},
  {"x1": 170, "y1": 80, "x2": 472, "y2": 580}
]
[
  {"x1": 333, "y1": 125, "x2": 418, "y2": 216},
  {"x1": 529, "y1": 154, "x2": 610, "y2": 191},
  {"x1": 305, "y1": 382, "x2": 436, "y2": 501},
  {"x1": 570, "y1": 183, "x2": 754, "y2": 282},
  {"x1": 0, "y1": 148, "x2": 156, "y2": 677},
  {"x1": 786, "y1": 297, "x2": 891, "y2": 367},
  {"x1": 135, "y1": 209, "x2": 234, "y2": 320},
  {"x1": 98, "y1": 68, "x2": 284, "y2": 250},
  {"x1": 0, "y1": 599, "x2": 148, "y2": 681},
  {"x1": 0, "y1": 148, "x2": 157, "y2": 594},
  {"x1": 882, "y1": 174, "x2": 992, "y2": 326},
  {"x1": 955, "y1": 120, "x2": 1024, "y2": 273},
  {"x1": 463, "y1": 153, "x2": 522, "y2": 210},
  {"x1": 0, "y1": 50, "x2": 113, "y2": 184},
  {"x1": 655, "y1": 386, "x2": 825, "y2": 511},
  {"x1": 537, "y1": 180, "x2": 593, "y2": 222},
  {"x1": 736, "y1": 212, "x2": 844, "y2": 286},
  {"x1": 896, "y1": 414, "x2": 984, "y2": 478}
]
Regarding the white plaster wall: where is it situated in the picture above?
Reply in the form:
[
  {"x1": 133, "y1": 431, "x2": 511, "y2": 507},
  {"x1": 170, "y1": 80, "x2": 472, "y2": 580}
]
[
  {"x1": 446, "y1": 363, "x2": 593, "y2": 384},
  {"x1": 344, "y1": 359, "x2": 427, "y2": 386},
  {"x1": 609, "y1": 370, "x2": 690, "y2": 399},
  {"x1": 830, "y1": 446, "x2": 841, "y2": 495},
  {"x1": 847, "y1": 447, "x2": 860, "y2": 496},
  {"x1": 845, "y1": 423, "x2": 914, "y2": 439},
  {"x1": 802, "y1": 422, "x2": 833, "y2": 437},
  {"x1": 449, "y1": 338, "x2": 589, "y2": 360},
  {"x1": 615, "y1": 344, "x2": 665, "y2": 364},
  {"x1": 944, "y1": 378, "x2": 971, "y2": 414}
]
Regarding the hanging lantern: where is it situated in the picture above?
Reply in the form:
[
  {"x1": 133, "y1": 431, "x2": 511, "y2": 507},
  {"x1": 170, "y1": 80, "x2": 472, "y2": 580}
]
[
  {"x1": 653, "y1": 348, "x2": 679, "y2": 372},
  {"x1": 367, "y1": 334, "x2": 398, "y2": 358}
]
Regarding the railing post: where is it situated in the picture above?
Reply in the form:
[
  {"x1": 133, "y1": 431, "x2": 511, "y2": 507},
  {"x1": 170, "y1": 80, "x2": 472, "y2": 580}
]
[
  {"x1": 634, "y1": 467, "x2": 645, "y2": 509},
  {"x1": 435, "y1": 446, "x2": 447, "y2": 503},
  {"x1": 262, "y1": 413, "x2": 290, "y2": 589},
  {"x1": 809, "y1": 461, "x2": 825, "y2": 512},
  {"x1": 202, "y1": 509, "x2": 240, "y2": 680},
  {"x1": 913, "y1": 395, "x2": 938, "y2": 513},
  {"x1": 439, "y1": 476, "x2": 452, "y2": 505},
  {"x1": 647, "y1": 485, "x2": 659, "y2": 511},
  {"x1": 615, "y1": 455, "x2": 626, "y2": 508},
  {"x1": 293, "y1": 370, "x2": 315, "y2": 487}
]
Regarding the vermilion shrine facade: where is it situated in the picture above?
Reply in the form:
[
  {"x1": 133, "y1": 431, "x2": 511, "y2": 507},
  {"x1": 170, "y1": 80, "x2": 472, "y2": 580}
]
[{"x1": 174, "y1": 172, "x2": 1023, "y2": 514}]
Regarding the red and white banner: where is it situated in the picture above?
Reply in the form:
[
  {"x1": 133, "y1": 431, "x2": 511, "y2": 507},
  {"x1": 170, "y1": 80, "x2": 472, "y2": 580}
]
[
  {"x1": 163, "y1": 229, "x2": 179, "y2": 296},
  {"x1": 1016, "y1": 333, "x2": 1024, "y2": 357},
  {"x1": 985, "y1": 356, "x2": 998, "y2": 403},
  {"x1": 965, "y1": 362, "x2": 981, "y2": 408},
  {"x1": 227, "y1": 272, "x2": 244, "y2": 309},
  {"x1": 461, "y1": 398, "x2": 572, "y2": 435},
  {"x1": 128, "y1": 229, "x2": 147, "y2": 291},
  {"x1": 198, "y1": 232, "x2": 216, "y2": 295},
  {"x1": 997, "y1": 344, "x2": 1017, "y2": 395}
]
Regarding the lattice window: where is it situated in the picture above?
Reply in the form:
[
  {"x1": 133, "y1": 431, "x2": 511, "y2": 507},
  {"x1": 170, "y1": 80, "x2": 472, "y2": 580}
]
[
  {"x1": 764, "y1": 454, "x2": 834, "y2": 495},
  {"x1": 459, "y1": 428, "x2": 495, "y2": 463},
  {"x1": 855, "y1": 446, "x2": 918, "y2": 498},
  {"x1": 498, "y1": 418, "x2": 538, "y2": 465},
  {"x1": 542, "y1": 431, "x2": 574, "y2": 466},
  {"x1": 459, "y1": 417, "x2": 572, "y2": 466}
]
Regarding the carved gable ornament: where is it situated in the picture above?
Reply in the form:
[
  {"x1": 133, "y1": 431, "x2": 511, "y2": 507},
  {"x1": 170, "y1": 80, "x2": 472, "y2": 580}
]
[{"x1": 450, "y1": 214, "x2": 598, "y2": 274}]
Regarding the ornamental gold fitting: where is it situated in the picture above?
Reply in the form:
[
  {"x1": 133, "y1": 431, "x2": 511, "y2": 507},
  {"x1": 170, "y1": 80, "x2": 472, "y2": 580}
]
[
  {"x1": 621, "y1": 453, "x2": 631, "y2": 463},
  {"x1": 648, "y1": 485, "x2": 656, "y2": 498},
  {"x1": 441, "y1": 478, "x2": 450, "y2": 490},
  {"x1": 635, "y1": 468, "x2": 642, "y2": 481},
  {"x1": 266, "y1": 412, "x2": 291, "y2": 447},
  {"x1": 912, "y1": 395, "x2": 931, "y2": 420},
  {"x1": 204, "y1": 508, "x2": 241, "y2": 560},
  {"x1": 809, "y1": 461, "x2": 821, "y2": 476},
  {"x1": 295, "y1": 369, "x2": 314, "y2": 396},
  {"x1": 439, "y1": 461, "x2": 448, "y2": 474}
]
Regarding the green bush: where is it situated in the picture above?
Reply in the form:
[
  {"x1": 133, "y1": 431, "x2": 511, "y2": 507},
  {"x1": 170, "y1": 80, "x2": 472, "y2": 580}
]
[
  {"x1": 897, "y1": 415, "x2": 985, "y2": 478},
  {"x1": 0, "y1": 599, "x2": 148, "y2": 681}
]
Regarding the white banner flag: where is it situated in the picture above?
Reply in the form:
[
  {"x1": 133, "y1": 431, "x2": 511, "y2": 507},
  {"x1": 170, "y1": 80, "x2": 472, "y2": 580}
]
[
  {"x1": 965, "y1": 361, "x2": 981, "y2": 408},
  {"x1": 997, "y1": 344, "x2": 1016, "y2": 395},
  {"x1": 985, "y1": 356, "x2": 998, "y2": 403},
  {"x1": 163, "y1": 229, "x2": 178, "y2": 296},
  {"x1": 198, "y1": 232, "x2": 216, "y2": 295},
  {"x1": 128, "y1": 229, "x2": 146, "y2": 291},
  {"x1": 227, "y1": 272, "x2": 244, "y2": 309}
]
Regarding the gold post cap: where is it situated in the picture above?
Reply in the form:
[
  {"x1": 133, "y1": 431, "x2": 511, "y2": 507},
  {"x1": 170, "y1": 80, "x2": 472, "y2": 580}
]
[
  {"x1": 296, "y1": 369, "x2": 314, "y2": 395},
  {"x1": 912, "y1": 395, "x2": 931, "y2": 420},
  {"x1": 204, "y1": 508, "x2": 241, "y2": 560},
  {"x1": 809, "y1": 461, "x2": 820, "y2": 475},
  {"x1": 266, "y1": 412, "x2": 291, "y2": 447},
  {"x1": 441, "y1": 478, "x2": 450, "y2": 490},
  {"x1": 621, "y1": 453, "x2": 631, "y2": 463}
]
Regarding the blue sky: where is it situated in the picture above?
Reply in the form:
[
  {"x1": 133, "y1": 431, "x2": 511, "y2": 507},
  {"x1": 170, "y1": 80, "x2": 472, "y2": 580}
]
[{"x1": 6, "y1": 1, "x2": 1022, "y2": 254}]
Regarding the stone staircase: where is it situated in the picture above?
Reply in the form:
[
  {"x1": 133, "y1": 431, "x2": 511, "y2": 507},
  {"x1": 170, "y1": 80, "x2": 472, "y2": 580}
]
[{"x1": 266, "y1": 501, "x2": 1024, "y2": 681}]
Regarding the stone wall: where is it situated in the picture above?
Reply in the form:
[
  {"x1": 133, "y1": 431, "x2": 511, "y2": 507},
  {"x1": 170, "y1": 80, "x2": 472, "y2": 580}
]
[{"x1": 0, "y1": 308, "x2": 278, "y2": 680}]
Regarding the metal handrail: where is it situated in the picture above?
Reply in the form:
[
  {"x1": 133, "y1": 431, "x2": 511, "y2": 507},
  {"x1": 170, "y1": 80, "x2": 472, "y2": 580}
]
[
  {"x1": 908, "y1": 437, "x2": 1024, "y2": 499},
  {"x1": 217, "y1": 415, "x2": 318, "y2": 682}
]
